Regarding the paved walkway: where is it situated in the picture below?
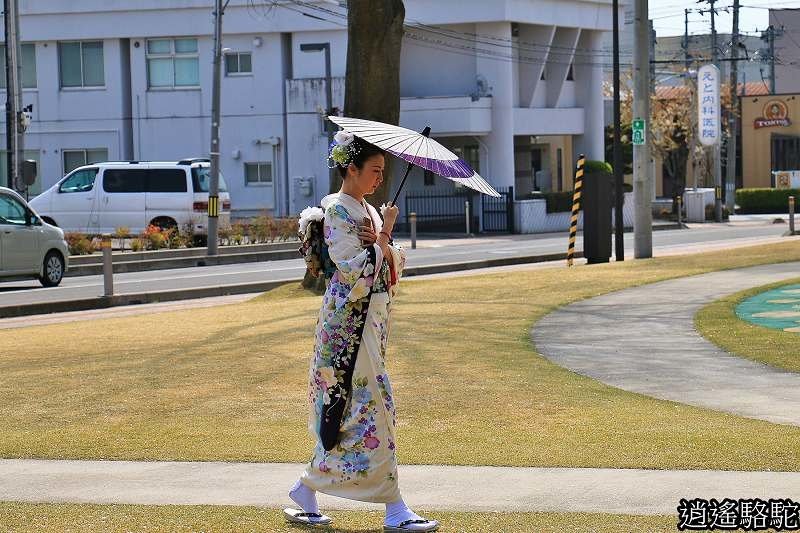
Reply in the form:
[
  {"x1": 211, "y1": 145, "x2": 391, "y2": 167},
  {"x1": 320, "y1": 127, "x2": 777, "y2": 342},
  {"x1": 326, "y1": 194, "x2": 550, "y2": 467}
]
[
  {"x1": 2, "y1": 459, "x2": 799, "y2": 515},
  {"x1": 533, "y1": 261, "x2": 800, "y2": 426}
]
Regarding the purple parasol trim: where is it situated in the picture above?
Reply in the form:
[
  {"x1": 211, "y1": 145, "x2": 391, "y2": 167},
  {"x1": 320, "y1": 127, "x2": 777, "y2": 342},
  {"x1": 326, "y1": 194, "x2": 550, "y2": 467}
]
[{"x1": 385, "y1": 150, "x2": 474, "y2": 178}]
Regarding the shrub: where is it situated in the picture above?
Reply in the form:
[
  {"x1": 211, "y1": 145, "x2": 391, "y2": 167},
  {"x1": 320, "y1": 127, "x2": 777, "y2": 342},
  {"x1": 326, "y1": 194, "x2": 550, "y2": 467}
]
[
  {"x1": 218, "y1": 225, "x2": 232, "y2": 246},
  {"x1": 735, "y1": 188, "x2": 800, "y2": 214},
  {"x1": 143, "y1": 224, "x2": 167, "y2": 250},
  {"x1": 705, "y1": 204, "x2": 731, "y2": 221},
  {"x1": 278, "y1": 217, "x2": 299, "y2": 241},
  {"x1": 231, "y1": 222, "x2": 245, "y2": 245},
  {"x1": 114, "y1": 227, "x2": 130, "y2": 252},
  {"x1": 65, "y1": 232, "x2": 94, "y2": 256},
  {"x1": 528, "y1": 191, "x2": 577, "y2": 213},
  {"x1": 131, "y1": 238, "x2": 144, "y2": 252},
  {"x1": 584, "y1": 160, "x2": 613, "y2": 175}
]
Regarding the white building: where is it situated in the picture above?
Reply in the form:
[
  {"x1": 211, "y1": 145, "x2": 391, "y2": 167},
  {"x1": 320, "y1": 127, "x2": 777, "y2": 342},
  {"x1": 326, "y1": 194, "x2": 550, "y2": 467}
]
[{"x1": 3, "y1": 0, "x2": 614, "y2": 226}]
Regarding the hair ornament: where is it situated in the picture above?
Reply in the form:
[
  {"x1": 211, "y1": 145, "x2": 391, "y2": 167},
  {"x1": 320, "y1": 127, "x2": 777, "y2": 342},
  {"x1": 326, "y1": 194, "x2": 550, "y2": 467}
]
[{"x1": 328, "y1": 129, "x2": 361, "y2": 169}]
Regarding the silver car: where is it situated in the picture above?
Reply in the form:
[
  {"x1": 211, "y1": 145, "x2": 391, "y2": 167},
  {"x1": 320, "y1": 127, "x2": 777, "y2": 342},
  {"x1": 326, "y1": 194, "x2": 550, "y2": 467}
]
[{"x1": 0, "y1": 186, "x2": 69, "y2": 287}]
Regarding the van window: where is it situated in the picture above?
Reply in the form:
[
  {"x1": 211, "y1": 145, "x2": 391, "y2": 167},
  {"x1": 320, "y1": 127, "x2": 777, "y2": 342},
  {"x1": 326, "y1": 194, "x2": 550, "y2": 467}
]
[
  {"x1": 103, "y1": 169, "x2": 147, "y2": 193},
  {"x1": 59, "y1": 168, "x2": 98, "y2": 193},
  {"x1": 192, "y1": 166, "x2": 229, "y2": 193},
  {"x1": 148, "y1": 168, "x2": 188, "y2": 193},
  {"x1": 0, "y1": 194, "x2": 27, "y2": 225}
]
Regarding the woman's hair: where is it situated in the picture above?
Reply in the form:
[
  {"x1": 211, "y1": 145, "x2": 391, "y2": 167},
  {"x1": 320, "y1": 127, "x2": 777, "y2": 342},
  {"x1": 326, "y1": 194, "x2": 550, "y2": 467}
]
[{"x1": 337, "y1": 137, "x2": 386, "y2": 179}]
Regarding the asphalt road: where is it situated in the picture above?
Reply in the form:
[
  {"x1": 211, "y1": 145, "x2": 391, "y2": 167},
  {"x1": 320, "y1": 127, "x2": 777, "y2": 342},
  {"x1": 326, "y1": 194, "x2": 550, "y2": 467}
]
[{"x1": 0, "y1": 223, "x2": 792, "y2": 308}]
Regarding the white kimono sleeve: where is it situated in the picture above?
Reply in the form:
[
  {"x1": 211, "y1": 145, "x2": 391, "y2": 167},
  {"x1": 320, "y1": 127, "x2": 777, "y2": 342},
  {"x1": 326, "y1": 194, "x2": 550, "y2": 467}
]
[{"x1": 325, "y1": 203, "x2": 383, "y2": 303}]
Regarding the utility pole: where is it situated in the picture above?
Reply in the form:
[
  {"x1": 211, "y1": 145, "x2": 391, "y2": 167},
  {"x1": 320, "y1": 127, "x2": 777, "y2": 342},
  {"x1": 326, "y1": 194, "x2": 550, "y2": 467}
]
[
  {"x1": 633, "y1": 0, "x2": 652, "y2": 258},
  {"x1": 612, "y1": 0, "x2": 624, "y2": 262},
  {"x1": 683, "y1": 9, "x2": 691, "y2": 73},
  {"x1": 4, "y1": 0, "x2": 24, "y2": 192},
  {"x1": 207, "y1": 0, "x2": 228, "y2": 256},
  {"x1": 761, "y1": 25, "x2": 782, "y2": 94},
  {"x1": 684, "y1": 8, "x2": 698, "y2": 191},
  {"x1": 725, "y1": 0, "x2": 740, "y2": 214}
]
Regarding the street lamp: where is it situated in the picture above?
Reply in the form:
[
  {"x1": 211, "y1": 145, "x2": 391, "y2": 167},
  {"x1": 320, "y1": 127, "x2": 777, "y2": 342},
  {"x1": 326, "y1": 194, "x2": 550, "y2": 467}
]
[{"x1": 300, "y1": 43, "x2": 334, "y2": 170}]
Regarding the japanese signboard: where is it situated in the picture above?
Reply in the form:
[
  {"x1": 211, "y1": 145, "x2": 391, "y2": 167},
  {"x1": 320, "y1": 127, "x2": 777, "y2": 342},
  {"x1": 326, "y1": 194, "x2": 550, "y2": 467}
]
[
  {"x1": 754, "y1": 100, "x2": 792, "y2": 129},
  {"x1": 632, "y1": 118, "x2": 646, "y2": 146},
  {"x1": 698, "y1": 64, "x2": 721, "y2": 147}
]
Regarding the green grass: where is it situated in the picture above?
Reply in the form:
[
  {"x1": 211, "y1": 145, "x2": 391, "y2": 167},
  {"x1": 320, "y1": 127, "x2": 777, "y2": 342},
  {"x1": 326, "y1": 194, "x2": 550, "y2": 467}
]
[
  {"x1": 695, "y1": 278, "x2": 800, "y2": 373},
  {"x1": 0, "y1": 502, "x2": 682, "y2": 532},
  {"x1": 1, "y1": 243, "x2": 800, "y2": 470}
]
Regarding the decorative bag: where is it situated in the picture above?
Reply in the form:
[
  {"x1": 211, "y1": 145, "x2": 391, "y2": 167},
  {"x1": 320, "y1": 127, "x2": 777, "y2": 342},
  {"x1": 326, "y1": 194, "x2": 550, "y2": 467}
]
[{"x1": 298, "y1": 206, "x2": 336, "y2": 280}]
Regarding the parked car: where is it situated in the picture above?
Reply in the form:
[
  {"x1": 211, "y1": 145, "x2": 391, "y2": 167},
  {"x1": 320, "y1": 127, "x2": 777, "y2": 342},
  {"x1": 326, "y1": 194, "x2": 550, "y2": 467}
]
[
  {"x1": 0, "y1": 186, "x2": 69, "y2": 287},
  {"x1": 28, "y1": 158, "x2": 231, "y2": 236}
]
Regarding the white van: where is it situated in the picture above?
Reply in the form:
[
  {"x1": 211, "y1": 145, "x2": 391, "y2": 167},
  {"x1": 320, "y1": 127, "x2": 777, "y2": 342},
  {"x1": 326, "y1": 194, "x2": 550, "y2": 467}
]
[
  {"x1": 0, "y1": 186, "x2": 69, "y2": 287},
  {"x1": 29, "y1": 159, "x2": 231, "y2": 236}
]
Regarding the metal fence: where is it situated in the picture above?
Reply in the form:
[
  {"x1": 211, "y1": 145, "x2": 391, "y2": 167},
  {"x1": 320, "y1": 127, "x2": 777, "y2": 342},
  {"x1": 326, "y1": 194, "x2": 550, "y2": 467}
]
[
  {"x1": 482, "y1": 186, "x2": 514, "y2": 233},
  {"x1": 402, "y1": 186, "x2": 514, "y2": 233},
  {"x1": 403, "y1": 188, "x2": 478, "y2": 233}
]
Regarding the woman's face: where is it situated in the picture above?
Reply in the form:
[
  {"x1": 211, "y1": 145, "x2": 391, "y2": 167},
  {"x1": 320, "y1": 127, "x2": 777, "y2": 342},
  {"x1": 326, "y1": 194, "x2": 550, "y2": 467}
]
[{"x1": 348, "y1": 154, "x2": 385, "y2": 196}]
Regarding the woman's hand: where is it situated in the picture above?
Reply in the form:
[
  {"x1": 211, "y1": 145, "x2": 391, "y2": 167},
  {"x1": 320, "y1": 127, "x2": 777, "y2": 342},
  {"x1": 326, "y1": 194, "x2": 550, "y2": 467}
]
[
  {"x1": 382, "y1": 203, "x2": 399, "y2": 233},
  {"x1": 358, "y1": 225, "x2": 377, "y2": 247}
]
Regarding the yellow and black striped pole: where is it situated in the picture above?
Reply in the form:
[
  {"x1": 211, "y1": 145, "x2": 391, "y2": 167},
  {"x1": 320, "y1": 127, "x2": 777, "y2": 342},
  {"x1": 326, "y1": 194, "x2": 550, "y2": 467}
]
[
  {"x1": 208, "y1": 195, "x2": 220, "y2": 218},
  {"x1": 567, "y1": 154, "x2": 585, "y2": 267}
]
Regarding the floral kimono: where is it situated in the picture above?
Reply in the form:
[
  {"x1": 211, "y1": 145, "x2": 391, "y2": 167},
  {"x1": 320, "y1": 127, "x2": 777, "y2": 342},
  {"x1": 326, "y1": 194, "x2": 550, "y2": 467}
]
[{"x1": 300, "y1": 192, "x2": 407, "y2": 503}]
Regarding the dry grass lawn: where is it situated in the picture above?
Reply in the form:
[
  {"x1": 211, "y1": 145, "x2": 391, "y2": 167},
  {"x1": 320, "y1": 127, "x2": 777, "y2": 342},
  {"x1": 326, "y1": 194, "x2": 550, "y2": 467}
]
[
  {"x1": 1, "y1": 242, "x2": 800, "y2": 470},
  {"x1": 696, "y1": 278, "x2": 800, "y2": 373},
  {"x1": 0, "y1": 502, "x2": 682, "y2": 532}
]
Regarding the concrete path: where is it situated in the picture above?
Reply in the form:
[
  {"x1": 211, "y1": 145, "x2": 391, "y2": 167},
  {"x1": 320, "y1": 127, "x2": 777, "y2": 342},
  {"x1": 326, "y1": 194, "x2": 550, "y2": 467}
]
[
  {"x1": 2, "y1": 459, "x2": 799, "y2": 515},
  {"x1": 533, "y1": 262, "x2": 800, "y2": 426}
]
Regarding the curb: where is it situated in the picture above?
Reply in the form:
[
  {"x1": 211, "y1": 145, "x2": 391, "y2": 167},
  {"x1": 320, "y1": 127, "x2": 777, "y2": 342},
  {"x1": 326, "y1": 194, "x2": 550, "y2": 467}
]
[
  {"x1": 0, "y1": 251, "x2": 583, "y2": 319},
  {"x1": 65, "y1": 249, "x2": 301, "y2": 277}
]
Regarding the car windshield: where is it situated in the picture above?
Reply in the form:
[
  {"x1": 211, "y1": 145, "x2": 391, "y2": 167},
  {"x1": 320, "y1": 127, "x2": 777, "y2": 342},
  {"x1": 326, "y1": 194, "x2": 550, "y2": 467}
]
[{"x1": 191, "y1": 166, "x2": 229, "y2": 193}]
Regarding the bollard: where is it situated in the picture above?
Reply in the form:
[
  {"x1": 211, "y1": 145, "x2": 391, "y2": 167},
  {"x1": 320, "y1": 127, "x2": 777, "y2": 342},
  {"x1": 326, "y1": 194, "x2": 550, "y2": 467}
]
[
  {"x1": 410, "y1": 212, "x2": 417, "y2": 250},
  {"x1": 102, "y1": 234, "x2": 114, "y2": 297},
  {"x1": 465, "y1": 200, "x2": 471, "y2": 235},
  {"x1": 677, "y1": 195, "x2": 683, "y2": 227},
  {"x1": 567, "y1": 154, "x2": 585, "y2": 267},
  {"x1": 791, "y1": 196, "x2": 796, "y2": 236}
]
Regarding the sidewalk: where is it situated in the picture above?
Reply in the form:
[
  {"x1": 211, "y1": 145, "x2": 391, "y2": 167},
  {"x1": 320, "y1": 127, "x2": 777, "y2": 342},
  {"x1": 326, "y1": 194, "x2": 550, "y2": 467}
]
[
  {"x1": 1, "y1": 459, "x2": 798, "y2": 515},
  {"x1": 534, "y1": 261, "x2": 800, "y2": 426}
]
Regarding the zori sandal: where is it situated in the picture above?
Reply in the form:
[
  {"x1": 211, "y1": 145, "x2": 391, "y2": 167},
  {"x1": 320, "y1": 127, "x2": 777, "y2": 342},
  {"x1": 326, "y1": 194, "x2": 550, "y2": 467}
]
[
  {"x1": 383, "y1": 518, "x2": 440, "y2": 532},
  {"x1": 283, "y1": 507, "x2": 333, "y2": 527}
]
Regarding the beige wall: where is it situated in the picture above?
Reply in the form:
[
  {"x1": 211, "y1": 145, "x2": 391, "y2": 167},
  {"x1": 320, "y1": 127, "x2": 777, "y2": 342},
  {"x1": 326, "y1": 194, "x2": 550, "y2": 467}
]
[{"x1": 742, "y1": 94, "x2": 800, "y2": 188}]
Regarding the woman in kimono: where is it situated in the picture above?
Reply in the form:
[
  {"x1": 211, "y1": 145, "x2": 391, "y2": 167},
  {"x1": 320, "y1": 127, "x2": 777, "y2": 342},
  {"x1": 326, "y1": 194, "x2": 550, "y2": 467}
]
[{"x1": 284, "y1": 134, "x2": 439, "y2": 532}]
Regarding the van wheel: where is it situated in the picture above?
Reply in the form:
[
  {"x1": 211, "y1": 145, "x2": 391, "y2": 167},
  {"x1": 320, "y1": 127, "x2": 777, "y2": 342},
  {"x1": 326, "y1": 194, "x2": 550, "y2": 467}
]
[
  {"x1": 151, "y1": 217, "x2": 178, "y2": 232},
  {"x1": 39, "y1": 251, "x2": 65, "y2": 287}
]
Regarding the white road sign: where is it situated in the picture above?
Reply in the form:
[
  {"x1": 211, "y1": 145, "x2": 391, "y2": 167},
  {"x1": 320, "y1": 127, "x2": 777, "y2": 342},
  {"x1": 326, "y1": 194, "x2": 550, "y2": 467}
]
[{"x1": 698, "y1": 64, "x2": 721, "y2": 147}]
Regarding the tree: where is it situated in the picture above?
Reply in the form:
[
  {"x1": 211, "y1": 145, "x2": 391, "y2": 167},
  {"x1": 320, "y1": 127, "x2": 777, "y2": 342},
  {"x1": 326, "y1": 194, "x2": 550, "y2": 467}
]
[
  {"x1": 604, "y1": 73, "x2": 736, "y2": 199},
  {"x1": 335, "y1": 0, "x2": 405, "y2": 205},
  {"x1": 303, "y1": 0, "x2": 405, "y2": 294}
]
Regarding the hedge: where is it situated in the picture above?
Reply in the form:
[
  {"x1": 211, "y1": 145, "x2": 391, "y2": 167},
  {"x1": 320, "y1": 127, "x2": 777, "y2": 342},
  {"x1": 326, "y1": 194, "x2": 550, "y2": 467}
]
[{"x1": 735, "y1": 188, "x2": 800, "y2": 214}]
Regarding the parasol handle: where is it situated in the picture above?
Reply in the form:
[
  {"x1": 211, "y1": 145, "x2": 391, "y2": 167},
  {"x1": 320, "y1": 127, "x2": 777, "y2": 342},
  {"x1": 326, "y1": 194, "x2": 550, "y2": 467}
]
[{"x1": 390, "y1": 126, "x2": 431, "y2": 207}]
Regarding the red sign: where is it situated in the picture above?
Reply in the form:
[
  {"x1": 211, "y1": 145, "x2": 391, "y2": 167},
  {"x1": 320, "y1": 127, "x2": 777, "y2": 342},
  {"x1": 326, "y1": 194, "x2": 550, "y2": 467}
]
[{"x1": 754, "y1": 100, "x2": 792, "y2": 129}]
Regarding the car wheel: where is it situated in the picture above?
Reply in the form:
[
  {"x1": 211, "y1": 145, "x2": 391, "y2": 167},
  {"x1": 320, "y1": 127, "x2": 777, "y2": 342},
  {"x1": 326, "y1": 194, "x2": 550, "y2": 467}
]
[{"x1": 39, "y1": 251, "x2": 65, "y2": 287}]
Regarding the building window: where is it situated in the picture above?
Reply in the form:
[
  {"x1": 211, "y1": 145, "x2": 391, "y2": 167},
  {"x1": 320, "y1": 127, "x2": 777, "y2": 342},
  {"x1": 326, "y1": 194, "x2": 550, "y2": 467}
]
[
  {"x1": 225, "y1": 52, "x2": 252, "y2": 75},
  {"x1": 245, "y1": 162, "x2": 273, "y2": 186},
  {"x1": 0, "y1": 150, "x2": 41, "y2": 195},
  {"x1": 59, "y1": 41, "x2": 104, "y2": 88},
  {"x1": 566, "y1": 62, "x2": 574, "y2": 81},
  {"x1": 63, "y1": 148, "x2": 108, "y2": 174},
  {"x1": 147, "y1": 38, "x2": 200, "y2": 88},
  {"x1": 0, "y1": 44, "x2": 37, "y2": 89}
]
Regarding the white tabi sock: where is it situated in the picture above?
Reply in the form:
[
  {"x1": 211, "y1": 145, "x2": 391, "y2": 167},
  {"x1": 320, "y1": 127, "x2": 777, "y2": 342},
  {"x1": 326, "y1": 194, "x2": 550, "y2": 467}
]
[
  {"x1": 385, "y1": 497, "x2": 425, "y2": 526},
  {"x1": 289, "y1": 478, "x2": 320, "y2": 515}
]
